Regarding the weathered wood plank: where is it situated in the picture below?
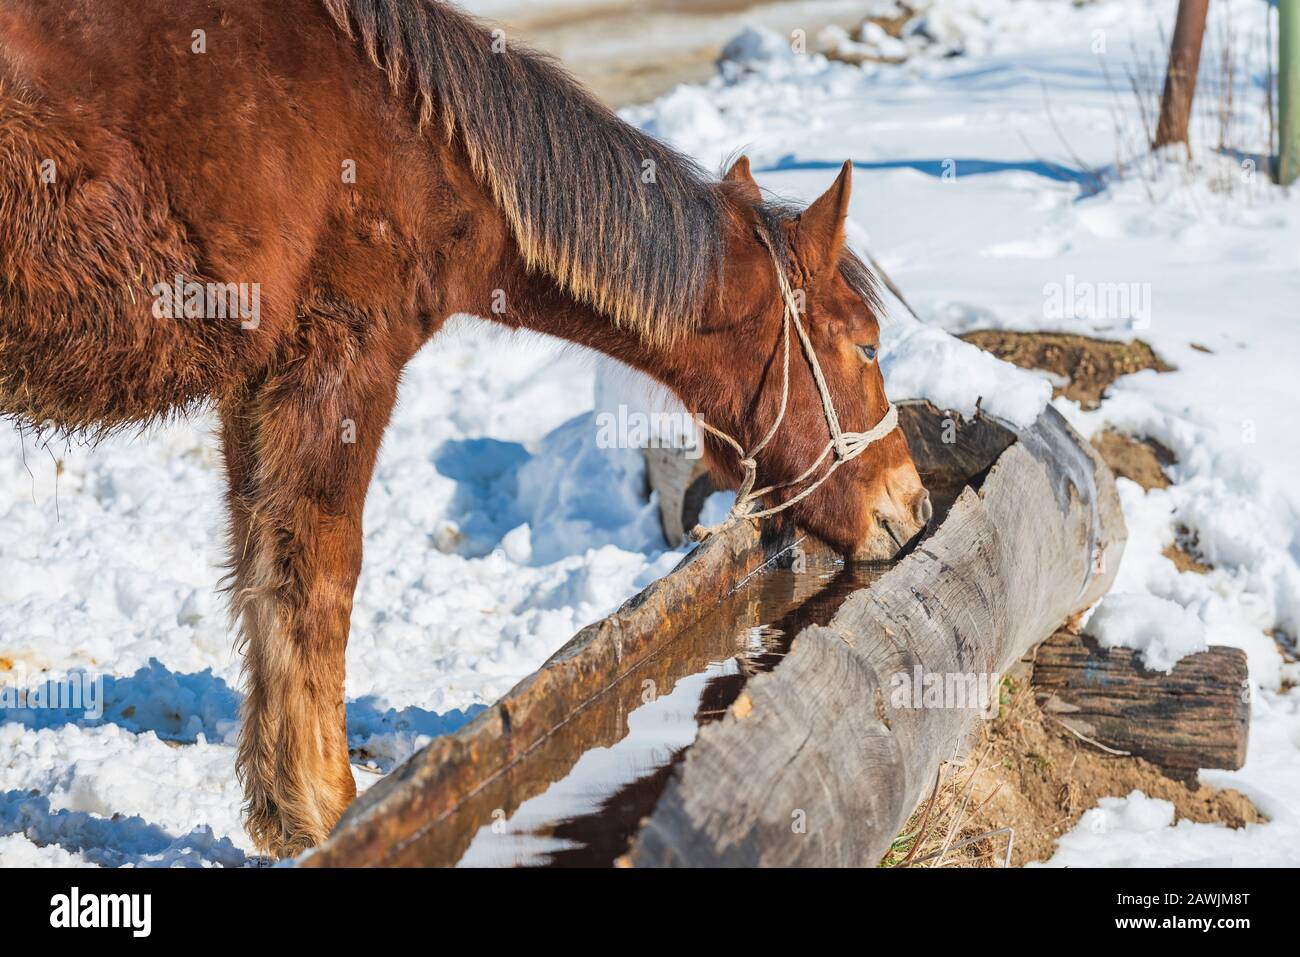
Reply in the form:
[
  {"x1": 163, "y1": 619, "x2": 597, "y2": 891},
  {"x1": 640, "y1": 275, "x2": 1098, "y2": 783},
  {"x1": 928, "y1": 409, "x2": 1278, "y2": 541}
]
[{"x1": 1033, "y1": 630, "x2": 1250, "y2": 778}]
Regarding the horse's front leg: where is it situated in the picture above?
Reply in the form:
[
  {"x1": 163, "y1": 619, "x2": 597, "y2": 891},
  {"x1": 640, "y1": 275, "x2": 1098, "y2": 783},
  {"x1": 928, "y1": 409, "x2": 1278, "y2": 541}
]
[{"x1": 219, "y1": 356, "x2": 401, "y2": 859}]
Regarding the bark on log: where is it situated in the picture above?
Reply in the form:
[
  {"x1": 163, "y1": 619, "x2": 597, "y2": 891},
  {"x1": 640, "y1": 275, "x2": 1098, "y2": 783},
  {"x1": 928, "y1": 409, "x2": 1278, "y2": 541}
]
[
  {"x1": 304, "y1": 402, "x2": 1125, "y2": 867},
  {"x1": 1033, "y1": 631, "x2": 1250, "y2": 779}
]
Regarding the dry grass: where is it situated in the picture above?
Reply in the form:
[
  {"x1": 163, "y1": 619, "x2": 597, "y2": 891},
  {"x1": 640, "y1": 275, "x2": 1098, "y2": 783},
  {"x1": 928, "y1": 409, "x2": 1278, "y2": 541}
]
[
  {"x1": 881, "y1": 682, "x2": 1020, "y2": 869},
  {"x1": 880, "y1": 755, "x2": 1016, "y2": 868},
  {"x1": 880, "y1": 672, "x2": 1263, "y2": 868}
]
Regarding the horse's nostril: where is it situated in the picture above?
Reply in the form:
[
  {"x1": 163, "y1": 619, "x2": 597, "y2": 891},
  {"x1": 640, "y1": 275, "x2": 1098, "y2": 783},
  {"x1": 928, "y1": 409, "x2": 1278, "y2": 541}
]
[{"x1": 915, "y1": 490, "x2": 933, "y2": 527}]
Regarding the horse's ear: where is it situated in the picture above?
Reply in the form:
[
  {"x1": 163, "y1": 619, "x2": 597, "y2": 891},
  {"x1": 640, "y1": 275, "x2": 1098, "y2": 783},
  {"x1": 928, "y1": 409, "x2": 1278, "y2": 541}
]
[
  {"x1": 723, "y1": 155, "x2": 762, "y2": 203},
  {"x1": 793, "y1": 161, "x2": 852, "y2": 274}
]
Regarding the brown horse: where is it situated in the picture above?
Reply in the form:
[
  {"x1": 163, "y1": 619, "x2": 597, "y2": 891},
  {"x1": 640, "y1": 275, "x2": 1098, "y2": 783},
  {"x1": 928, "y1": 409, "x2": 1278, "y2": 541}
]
[{"x1": 0, "y1": 0, "x2": 930, "y2": 858}]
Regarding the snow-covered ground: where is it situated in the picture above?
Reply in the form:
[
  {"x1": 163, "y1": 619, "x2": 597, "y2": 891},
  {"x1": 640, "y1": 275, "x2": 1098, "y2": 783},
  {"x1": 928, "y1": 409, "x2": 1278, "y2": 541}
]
[{"x1": 2, "y1": 0, "x2": 1297, "y2": 866}]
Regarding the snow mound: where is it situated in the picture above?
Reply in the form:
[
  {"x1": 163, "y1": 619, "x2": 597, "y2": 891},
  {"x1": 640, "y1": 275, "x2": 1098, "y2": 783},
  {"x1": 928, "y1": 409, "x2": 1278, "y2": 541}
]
[
  {"x1": 881, "y1": 318, "x2": 1052, "y2": 428},
  {"x1": 1086, "y1": 593, "x2": 1209, "y2": 673},
  {"x1": 1038, "y1": 790, "x2": 1280, "y2": 869},
  {"x1": 717, "y1": 27, "x2": 819, "y2": 83}
]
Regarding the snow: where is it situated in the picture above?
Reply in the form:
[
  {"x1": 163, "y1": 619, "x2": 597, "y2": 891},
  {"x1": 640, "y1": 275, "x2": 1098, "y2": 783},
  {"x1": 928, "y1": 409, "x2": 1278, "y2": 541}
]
[
  {"x1": 719, "y1": 26, "x2": 811, "y2": 82},
  {"x1": 1037, "y1": 789, "x2": 1293, "y2": 869},
  {"x1": 2, "y1": 0, "x2": 1297, "y2": 867},
  {"x1": 820, "y1": 22, "x2": 909, "y2": 64},
  {"x1": 1086, "y1": 594, "x2": 1209, "y2": 674},
  {"x1": 879, "y1": 319, "x2": 1051, "y2": 428}
]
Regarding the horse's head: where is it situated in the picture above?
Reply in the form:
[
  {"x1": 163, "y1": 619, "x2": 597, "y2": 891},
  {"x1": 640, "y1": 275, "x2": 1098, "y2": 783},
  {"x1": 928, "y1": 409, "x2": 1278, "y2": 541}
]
[{"x1": 700, "y1": 157, "x2": 930, "y2": 561}]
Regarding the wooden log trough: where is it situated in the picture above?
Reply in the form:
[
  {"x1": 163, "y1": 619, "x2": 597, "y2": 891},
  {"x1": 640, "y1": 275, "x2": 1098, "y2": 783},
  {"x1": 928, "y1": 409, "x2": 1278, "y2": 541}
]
[{"x1": 301, "y1": 401, "x2": 1127, "y2": 867}]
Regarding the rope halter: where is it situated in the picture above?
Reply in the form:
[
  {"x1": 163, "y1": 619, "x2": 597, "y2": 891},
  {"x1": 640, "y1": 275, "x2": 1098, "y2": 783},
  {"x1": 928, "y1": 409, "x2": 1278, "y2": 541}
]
[{"x1": 690, "y1": 244, "x2": 899, "y2": 542}]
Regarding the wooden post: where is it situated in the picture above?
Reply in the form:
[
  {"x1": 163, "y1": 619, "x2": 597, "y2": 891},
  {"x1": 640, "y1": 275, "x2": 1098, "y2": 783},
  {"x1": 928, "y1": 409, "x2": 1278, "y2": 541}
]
[
  {"x1": 1281, "y1": 0, "x2": 1300, "y2": 184},
  {"x1": 1154, "y1": 0, "x2": 1210, "y2": 150},
  {"x1": 643, "y1": 447, "x2": 711, "y2": 547}
]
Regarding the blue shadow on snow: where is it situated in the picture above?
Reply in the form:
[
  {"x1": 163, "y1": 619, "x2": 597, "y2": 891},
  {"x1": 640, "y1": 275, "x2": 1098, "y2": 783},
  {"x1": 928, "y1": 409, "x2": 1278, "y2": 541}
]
[{"x1": 761, "y1": 154, "x2": 1108, "y2": 198}]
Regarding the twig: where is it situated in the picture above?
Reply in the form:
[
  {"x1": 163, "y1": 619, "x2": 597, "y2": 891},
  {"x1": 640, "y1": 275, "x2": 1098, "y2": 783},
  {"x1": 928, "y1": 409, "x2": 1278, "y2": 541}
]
[
  {"x1": 1051, "y1": 714, "x2": 1132, "y2": 756},
  {"x1": 1039, "y1": 80, "x2": 1107, "y2": 195},
  {"x1": 934, "y1": 748, "x2": 990, "y2": 865},
  {"x1": 897, "y1": 764, "x2": 944, "y2": 867},
  {"x1": 865, "y1": 250, "x2": 922, "y2": 322}
]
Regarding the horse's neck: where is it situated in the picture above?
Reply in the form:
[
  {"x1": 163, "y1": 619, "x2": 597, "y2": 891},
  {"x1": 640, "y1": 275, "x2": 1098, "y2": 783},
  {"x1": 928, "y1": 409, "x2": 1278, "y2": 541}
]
[
  {"x1": 434, "y1": 170, "x2": 733, "y2": 429},
  {"x1": 470, "y1": 251, "x2": 715, "y2": 419}
]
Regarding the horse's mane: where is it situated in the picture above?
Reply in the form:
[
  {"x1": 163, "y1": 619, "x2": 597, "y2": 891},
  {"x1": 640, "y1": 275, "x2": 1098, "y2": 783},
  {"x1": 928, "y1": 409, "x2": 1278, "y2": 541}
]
[{"x1": 320, "y1": 0, "x2": 724, "y2": 346}]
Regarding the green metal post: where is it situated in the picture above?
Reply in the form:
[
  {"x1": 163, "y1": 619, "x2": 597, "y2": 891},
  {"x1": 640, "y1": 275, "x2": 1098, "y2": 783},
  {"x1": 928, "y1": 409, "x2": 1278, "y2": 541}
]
[{"x1": 1280, "y1": 0, "x2": 1300, "y2": 185}]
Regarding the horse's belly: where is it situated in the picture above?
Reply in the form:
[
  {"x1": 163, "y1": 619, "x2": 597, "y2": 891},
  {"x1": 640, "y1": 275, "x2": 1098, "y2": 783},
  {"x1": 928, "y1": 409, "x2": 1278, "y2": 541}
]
[{"x1": 0, "y1": 78, "x2": 252, "y2": 433}]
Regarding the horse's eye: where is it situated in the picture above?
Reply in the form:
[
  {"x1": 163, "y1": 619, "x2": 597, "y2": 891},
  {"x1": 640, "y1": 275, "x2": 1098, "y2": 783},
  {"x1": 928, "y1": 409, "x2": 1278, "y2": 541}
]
[{"x1": 858, "y1": 344, "x2": 879, "y2": 362}]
